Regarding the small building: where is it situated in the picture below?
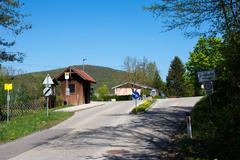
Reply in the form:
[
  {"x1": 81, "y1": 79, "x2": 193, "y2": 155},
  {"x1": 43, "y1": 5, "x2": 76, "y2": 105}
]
[
  {"x1": 112, "y1": 82, "x2": 155, "y2": 96},
  {"x1": 56, "y1": 66, "x2": 96, "y2": 105}
]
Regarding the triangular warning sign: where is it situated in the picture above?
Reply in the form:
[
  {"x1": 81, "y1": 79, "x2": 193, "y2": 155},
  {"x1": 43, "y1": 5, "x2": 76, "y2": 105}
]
[{"x1": 42, "y1": 74, "x2": 54, "y2": 85}]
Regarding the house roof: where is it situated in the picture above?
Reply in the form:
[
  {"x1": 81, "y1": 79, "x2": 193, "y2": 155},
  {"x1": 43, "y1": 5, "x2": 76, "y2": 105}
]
[
  {"x1": 56, "y1": 66, "x2": 96, "y2": 83},
  {"x1": 111, "y1": 82, "x2": 154, "y2": 90}
]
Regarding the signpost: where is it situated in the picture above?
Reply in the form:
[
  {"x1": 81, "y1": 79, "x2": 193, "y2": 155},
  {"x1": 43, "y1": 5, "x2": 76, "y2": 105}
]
[
  {"x1": 204, "y1": 81, "x2": 213, "y2": 94},
  {"x1": 197, "y1": 70, "x2": 216, "y2": 83},
  {"x1": 132, "y1": 91, "x2": 140, "y2": 108},
  {"x1": 65, "y1": 72, "x2": 70, "y2": 105},
  {"x1": 198, "y1": 70, "x2": 216, "y2": 108},
  {"x1": 4, "y1": 83, "x2": 12, "y2": 123},
  {"x1": 42, "y1": 74, "x2": 54, "y2": 117},
  {"x1": 204, "y1": 81, "x2": 214, "y2": 107}
]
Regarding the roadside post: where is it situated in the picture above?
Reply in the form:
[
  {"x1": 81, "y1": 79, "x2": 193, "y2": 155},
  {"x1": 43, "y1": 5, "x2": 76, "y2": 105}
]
[
  {"x1": 65, "y1": 72, "x2": 70, "y2": 105},
  {"x1": 42, "y1": 74, "x2": 54, "y2": 117},
  {"x1": 4, "y1": 83, "x2": 12, "y2": 123},
  {"x1": 132, "y1": 90, "x2": 140, "y2": 108},
  {"x1": 186, "y1": 112, "x2": 192, "y2": 139}
]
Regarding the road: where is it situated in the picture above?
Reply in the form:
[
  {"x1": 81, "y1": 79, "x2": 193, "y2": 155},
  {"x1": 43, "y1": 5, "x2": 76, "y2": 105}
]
[{"x1": 0, "y1": 97, "x2": 202, "y2": 160}]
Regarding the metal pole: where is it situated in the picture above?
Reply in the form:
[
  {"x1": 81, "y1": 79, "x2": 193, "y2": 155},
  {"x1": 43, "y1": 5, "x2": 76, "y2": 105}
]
[
  {"x1": 83, "y1": 58, "x2": 87, "y2": 71},
  {"x1": 83, "y1": 61, "x2": 84, "y2": 71},
  {"x1": 46, "y1": 96, "x2": 49, "y2": 117},
  {"x1": 7, "y1": 90, "x2": 10, "y2": 123},
  {"x1": 66, "y1": 79, "x2": 68, "y2": 105},
  {"x1": 209, "y1": 94, "x2": 212, "y2": 107},
  {"x1": 135, "y1": 99, "x2": 137, "y2": 107}
]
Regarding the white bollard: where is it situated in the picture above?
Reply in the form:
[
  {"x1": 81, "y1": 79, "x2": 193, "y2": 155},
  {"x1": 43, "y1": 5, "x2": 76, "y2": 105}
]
[{"x1": 186, "y1": 112, "x2": 193, "y2": 139}]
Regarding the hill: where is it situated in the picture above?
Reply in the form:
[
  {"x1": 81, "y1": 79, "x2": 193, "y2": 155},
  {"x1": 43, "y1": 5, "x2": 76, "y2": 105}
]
[{"x1": 12, "y1": 65, "x2": 127, "y2": 98}]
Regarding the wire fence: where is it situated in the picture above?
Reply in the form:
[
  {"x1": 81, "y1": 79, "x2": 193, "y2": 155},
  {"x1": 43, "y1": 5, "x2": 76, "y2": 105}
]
[{"x1": 0, "y1": 98, "x2": 45, "y2": 121}]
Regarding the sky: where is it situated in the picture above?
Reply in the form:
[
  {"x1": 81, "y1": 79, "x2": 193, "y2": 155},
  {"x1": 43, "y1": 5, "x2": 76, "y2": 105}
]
[{"x1": 4, "y1": 0, "x2": 198, "y2": 80}]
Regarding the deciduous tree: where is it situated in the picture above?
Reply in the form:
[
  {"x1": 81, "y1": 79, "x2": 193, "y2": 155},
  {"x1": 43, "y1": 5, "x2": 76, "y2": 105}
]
[
  {"x1": 0, "y1": 0, "x2": 31, "y2": 63},
  {"x1": 186, "y1": 37, "x2": 224, "y2": 95}
]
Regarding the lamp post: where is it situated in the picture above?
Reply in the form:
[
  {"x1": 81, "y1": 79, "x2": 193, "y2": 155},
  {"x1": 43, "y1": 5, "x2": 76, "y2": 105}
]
[{"x1": 83, "y1": 58, "x2": 87, "y2": 71}]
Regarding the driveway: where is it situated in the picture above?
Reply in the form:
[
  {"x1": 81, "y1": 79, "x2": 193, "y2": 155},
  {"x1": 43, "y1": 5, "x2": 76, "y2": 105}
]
[{"x1": 0, "y1": 97, "x2": 202, "y2": 160}]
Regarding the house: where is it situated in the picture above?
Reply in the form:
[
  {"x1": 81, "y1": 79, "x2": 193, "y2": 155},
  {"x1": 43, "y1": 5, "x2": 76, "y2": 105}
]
[
  {"x1": 112, "y1": 82, "x2": 155, "y2": 96},
  {"x1": 56, "y1": 66, "x2": 96, "y2": 105}
]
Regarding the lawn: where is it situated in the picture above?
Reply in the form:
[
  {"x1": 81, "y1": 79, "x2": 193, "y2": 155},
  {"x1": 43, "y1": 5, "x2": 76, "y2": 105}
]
[{"x1": 0, "y1": 109, "x2": 73, "y2": 144}]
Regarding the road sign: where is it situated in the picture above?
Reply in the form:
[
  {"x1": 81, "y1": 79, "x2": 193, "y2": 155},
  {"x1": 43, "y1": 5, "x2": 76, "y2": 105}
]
[
  {"x1": 4, "y1": 83, "x2": 12, "y2": 91},
  {"x1": 132, "y1": 91, "x2": 140, "y2": 99},
  {"x1": 42, "y1": 74, "x2": 54, "y2": 85},
  {"x1": 65, "y1": 72, "x2": 69, "y2": 80},
  {"x1": 4, "y1": 83, "x2": 12, "y2": 123},
  {"x1": 204, "y1": 81, "x2": 213, "y2": 90},
  {"x1": 43, "y1": 87, "x2": 52, "y2": 97},
  {"x1": 204, "y1": 81, "x2": 213, "y2": 94},
  {"x1": 197, "y1": 70, "x2": 216, "y2": 83}
]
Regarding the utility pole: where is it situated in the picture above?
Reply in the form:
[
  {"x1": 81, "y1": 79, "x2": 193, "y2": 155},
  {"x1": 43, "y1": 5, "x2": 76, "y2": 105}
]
[{"x1": 83, "y1": 58, "x2": 87, "y2": 71}]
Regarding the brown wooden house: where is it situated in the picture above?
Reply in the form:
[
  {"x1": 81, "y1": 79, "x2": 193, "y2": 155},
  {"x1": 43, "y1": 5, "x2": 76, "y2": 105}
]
[{"x1": 56, "y1": 66, "x2": 96, "y2": 105}]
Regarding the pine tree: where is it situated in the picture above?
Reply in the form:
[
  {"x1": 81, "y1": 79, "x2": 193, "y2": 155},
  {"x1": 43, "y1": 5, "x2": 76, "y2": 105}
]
[
  {"x1": 166, "y1": 56, "x2": 185, "y2": 97},
  {"x1": 152, "y1": 70, "x2": 166, "y2": 93}
]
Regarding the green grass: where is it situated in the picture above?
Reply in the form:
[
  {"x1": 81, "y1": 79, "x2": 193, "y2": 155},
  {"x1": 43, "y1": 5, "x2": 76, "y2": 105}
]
[
  {"x1": 131, "y1": 99, "x2": 155, "y2": 114},
  {"x1": 176, "y1": 94, "x2": 240, "y2": 160},
  {"x1": 0, "y1": 109, "x2": 73, "y2": 144}
]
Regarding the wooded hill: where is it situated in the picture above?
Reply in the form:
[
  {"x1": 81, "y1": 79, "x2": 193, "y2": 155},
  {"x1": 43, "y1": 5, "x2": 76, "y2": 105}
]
[{"x1": 12, "y1": 65, "x2": 127, "y2": 98}]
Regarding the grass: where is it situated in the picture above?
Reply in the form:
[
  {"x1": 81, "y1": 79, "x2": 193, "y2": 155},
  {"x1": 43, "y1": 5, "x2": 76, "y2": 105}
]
[
  {"x1": 0, "y1": 109, "x2": 73, "y2": 144},
  {"x1": 176, "y1": 94, "x2": 240, "y2": 160},
  {"x1": 131, "y1": 99, "x2": 155, "y2": 114}
]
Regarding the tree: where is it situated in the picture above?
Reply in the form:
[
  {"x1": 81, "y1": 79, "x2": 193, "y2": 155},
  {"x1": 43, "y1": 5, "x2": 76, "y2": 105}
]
[
  {"x1": 145, "y1": 1, "x2": 240, "y2": 37},
  {"x1": 123, "y1": 57, "x2": 165, "y2": 90},
  {"x1": 152, "y1": 69, "x2": 166, "y2": 94},
  {"x1": 145, "y1": 0, "x2": 240, "y2": 87},
  {"x1": 186, "y1": 37, "x2": 224, "y2": 95},
  {"x1": 0, "y1": 0, "x2": 31, "y2": 63},
  {"x1": 166, "y1": 56, "x2": 185, "y2": 97},
  {"x1": 96, "y1": 84, "x2": 110, "y2": 101},
  {"x1": 123, "y1": 56, "x2": 141, "y2": 84}
]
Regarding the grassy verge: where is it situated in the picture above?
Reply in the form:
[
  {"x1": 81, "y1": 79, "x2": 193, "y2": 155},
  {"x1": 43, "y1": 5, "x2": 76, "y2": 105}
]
[
  {"x1": 176, "y1": 95, "x2": 240, "y2": 160},
  {"x1": 131, "y1": 99, "x2": 155, "y2": 114},
  {"x1": 0, "y1": 109, "x2": 73, "y2": 144}
]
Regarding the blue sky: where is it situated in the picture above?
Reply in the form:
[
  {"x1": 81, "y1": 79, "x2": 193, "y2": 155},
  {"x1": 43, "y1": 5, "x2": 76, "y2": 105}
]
[{"x1": 5, "y1": 0, "x2": 198, "y2": 80}]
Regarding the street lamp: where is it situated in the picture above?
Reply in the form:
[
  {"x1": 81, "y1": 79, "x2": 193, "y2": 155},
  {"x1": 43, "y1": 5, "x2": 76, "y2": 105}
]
[{"x1": 83, "y1": 58, "x2": 87, "y2": 71}]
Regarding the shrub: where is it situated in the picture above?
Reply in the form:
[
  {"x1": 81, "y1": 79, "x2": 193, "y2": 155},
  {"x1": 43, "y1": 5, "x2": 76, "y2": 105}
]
[{"x1": 131, "y1": 99, "x2": 155, "y2": 114}]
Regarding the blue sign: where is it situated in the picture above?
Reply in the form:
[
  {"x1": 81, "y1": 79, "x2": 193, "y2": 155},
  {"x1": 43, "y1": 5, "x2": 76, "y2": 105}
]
[{"x1": 132, "y1": 91, "x2": 140, "y2": 99}]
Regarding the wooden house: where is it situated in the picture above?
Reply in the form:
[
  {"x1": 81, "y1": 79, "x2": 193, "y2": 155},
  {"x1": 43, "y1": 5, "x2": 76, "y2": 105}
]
[{"x1": 56, "y1": 66, "x2": 96, "y2": 105}]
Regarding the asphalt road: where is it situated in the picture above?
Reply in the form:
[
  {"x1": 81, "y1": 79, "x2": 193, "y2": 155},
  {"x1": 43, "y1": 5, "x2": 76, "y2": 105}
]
[{"x1": 0, "y1": 97, "x2": 202, "y2": 160}]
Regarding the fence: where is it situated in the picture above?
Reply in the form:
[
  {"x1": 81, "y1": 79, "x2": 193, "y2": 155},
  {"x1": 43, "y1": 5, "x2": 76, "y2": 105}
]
[{"x1": 0, "y1": 98, "x2": 45, "y2": 121}]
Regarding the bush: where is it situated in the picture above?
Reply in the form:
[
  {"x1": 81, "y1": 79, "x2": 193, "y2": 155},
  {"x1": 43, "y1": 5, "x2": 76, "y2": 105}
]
[
  {"x1": 131, "y1": 99, "x2": 155, "y2": 114},
  {"x1": 180, "y1": 90, "x2": 240, "y2": 160}
]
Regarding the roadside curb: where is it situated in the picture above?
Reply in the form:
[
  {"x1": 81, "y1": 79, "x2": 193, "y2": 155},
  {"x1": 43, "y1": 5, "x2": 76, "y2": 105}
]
[
  {"x1": 55, "y1": 103, "x2": 105, "y2": 112},
  {"x1": 74, "y1": 103, "x2": 105, "y2": 112}
]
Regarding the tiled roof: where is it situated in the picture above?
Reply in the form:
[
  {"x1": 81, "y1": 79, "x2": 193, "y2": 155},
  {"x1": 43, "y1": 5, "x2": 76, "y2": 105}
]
[
  {"x1": 56, "y1": 66, "x2": 96, "y2": 83},
  {"x1": 72, "y1": 67, "x2": 96, "y2": 83},
  {"x1": 111, "y1": 82, "x2": 154, "y2": 90}
]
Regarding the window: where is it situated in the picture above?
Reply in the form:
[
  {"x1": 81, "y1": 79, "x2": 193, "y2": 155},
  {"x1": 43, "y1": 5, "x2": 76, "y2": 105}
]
[{"x1": 69, "y1": 84, "x2": 75, "y2": 93}]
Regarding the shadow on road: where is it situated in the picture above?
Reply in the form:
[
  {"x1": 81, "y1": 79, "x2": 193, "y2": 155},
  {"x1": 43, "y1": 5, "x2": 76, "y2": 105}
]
[{"x1": 46, "y1": 106, "x2": 192, "y2": 160}]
